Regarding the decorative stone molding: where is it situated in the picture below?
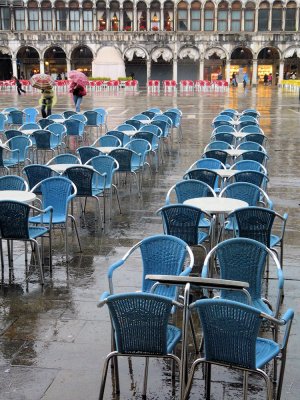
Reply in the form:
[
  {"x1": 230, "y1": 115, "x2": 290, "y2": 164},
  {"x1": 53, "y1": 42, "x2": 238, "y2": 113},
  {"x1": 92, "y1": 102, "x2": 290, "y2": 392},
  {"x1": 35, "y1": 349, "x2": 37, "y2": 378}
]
[
  {"x1": 178, "y1": 47, "x2": 199, "y2": 61},
  {"x1": 0, "y1": 46, "x2": 11, "y2": 55},
  {"x1": 124, "y1": 47, "x2": 147, "y2": 61},
  {"x1": 205, "y1": 47, "x2": 226, "y2": 60},
  {"x1": 151, "y1": 48, "x2": 173, "y2": 62},
  {"x1": 284, "y1": 47, "x2": 300, "y2": 58}
]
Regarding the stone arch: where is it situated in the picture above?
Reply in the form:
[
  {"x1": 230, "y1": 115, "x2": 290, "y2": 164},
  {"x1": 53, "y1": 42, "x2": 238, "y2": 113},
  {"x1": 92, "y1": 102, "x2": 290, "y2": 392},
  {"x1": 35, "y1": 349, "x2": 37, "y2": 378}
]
[{"x1": 92, "y1": 46, "x2": 126, "y2": 79}]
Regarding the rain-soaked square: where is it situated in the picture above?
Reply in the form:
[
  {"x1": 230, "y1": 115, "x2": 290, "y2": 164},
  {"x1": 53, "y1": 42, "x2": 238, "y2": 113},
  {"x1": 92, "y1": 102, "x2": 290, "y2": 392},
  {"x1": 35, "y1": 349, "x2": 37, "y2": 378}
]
[{"x1": 0, "y1": 85, "x2": 299, "y2": 400}]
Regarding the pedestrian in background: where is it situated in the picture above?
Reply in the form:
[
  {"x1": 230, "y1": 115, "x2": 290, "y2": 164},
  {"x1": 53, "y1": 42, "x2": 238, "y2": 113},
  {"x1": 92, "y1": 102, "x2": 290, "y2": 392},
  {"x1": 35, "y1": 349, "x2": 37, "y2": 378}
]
[
  {"x1": 69, "y1": 81, "x2": 87, "y2": 112},
  {"x1": 13, "y1": 76, "x2": 26, "y2": 95},
  {"x1": 40, "y1": 86, "x2": 54, "y2": 118}
]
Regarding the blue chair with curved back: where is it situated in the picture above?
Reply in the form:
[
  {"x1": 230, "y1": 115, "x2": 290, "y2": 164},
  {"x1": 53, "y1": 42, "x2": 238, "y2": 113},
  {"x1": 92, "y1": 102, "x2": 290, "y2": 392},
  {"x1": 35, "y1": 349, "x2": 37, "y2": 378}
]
[
  {"x1": 211, "y1": 125, "x2": 237, "y2": 135},
  {"x1": 47, "y1": 113, "x2": 64, "y2": 121},
  {"x1": 151, "y1": 120, "x2": 171, "y2": 153},
  {"x1": 132, "y1": 130, "x2": 160, "y2": 171},
  {"x1": 240, "y1": 125, "x2": 264, "y2": 135},
  {"x1": 4, "y1": 130, "x2": 22, "y2": 141},
  {"x1": 140, "y1": 123, "x2": 163, "y2": 138},
  {"x1": 0, "y1": 200, "x2": 52, "y2": 285},
  {"x1": 5, "y1": 135, "x2": 32, "y2": 172},
  {"x1": 237, "y1": 150, "x2": 269, "y2": 166},
  {"x1": 125, "y1": 119, "x2": 143, "y2": 130},
  {"x1": 62, "y1": 110, "x2": 77, "y2": 119},
  {"x1": 106, "y1": 130, "x2": 129, "y2": 146},
  {"x1": 93, "y1": 107, "x2": 108, "y2": 132},
  {"x1": 2, "y1": 107, "x2": 18, "y2": 124},
  {"x1": 68, "y1": 114, "x2": 87, "y2": 125},
  {"x1": 98, "y1": 292, "x2": 182, "y2": 399},
  {"x1": 164, "y1": 109, "x2": 183, "y2": 142},
  {"x1": 30, "y1": 176, "x2": 81, "y2": 262},
  {"x1": 212, "y1": 115, "x2": 235, "y2": 129},
  {"x1": 47, "y1": 153, "x2": 80, "y2": 166},
  {"x1": 92, "y1": 135, "x2": 122, "y2": 147},
  {"x1": 32, "y1": 129, "x2": 59, "y2": 163},
  {"x1": 204, "y1": 141, "x2": 232, "y2": 151},
  {"x1": 63, "y1": 119, "x2": 85, "y2": 148},
  {"x1": 38, "y1": 118, "x2": 54, "y2": 129},
  {"x1": 183, "y1": 298, "x2": 294, "y2": 400},
  {"x1": 147, "y1": 107, "x2": 162, "y2": 114},
  {"x1": 0, "y1": 145, "x2": 20, "y2": 175},
  {"x1": 230, "y1": 160, "x2": 268, "y2": 175},
  {"x1": 236, "y1": 141, "x2": 266, "y2": 152},
  {"x1": 19, "y1": 122, "x2": 40, "y2": 131},
  {"x1": 110, "y1": 148, "x2": 142, "y2": 195},
  {"x1": 116, "y1": 123, "x2": 136, "y2": 133},
  {"x1": 203, "y1": 149, "x2": 228, "y2": 165},
  {"x1": 83, "y1": 110, "x2": 102, "y2": 135},
  {"x1": 141, "y1": 110, "x2": 156, "y2": 119},
  {"x1": 23, "y1": 107, "x2": 39, "y2": 123},
  {"x1": 23, "y1": 164, "x2": 54, "y2": 193},
  {"x1": 125, "y1": 138, "x2": 151, "y2": 177},
  {"x1": 47, "y1": 123, "x2": 67, "y2": 151},
  {"x1": 188, "y1": 157, "x2": 225, "y2": 171},
  {"x1": 230, "y1": 170, "x2": 269, "y2": 191},
  {"x1": 243, "y1": 132, "x2": 267, "y2": 146},
  {"x1": 64, "y1": 165, "x2": 105, "y2": 229},
  {"x1": 157, "y1": 204, "x2": 211, "y2": 256},
  {"x1": 76, "y1": 146, "x2": 101, "y2": 164},
  {"x1": 238, "y1": 120, "x2": 259, "y2": 130},
  {"x1": 0, "y1": 113, "x2": 7, "y2": 135},
  {"x1": 242, "y1": 109, "x2": 260, "y2": 119},
  {"x1": 238, "y1": 115, "x2": 259, "y2": 124},
  {"x1": 211, "y1": 132, "x2": 236, "y2": 146},
  {"x1": 132, "y1": 113, "x2": 150, "y2": 122},
  {"x1": 227, "y1": 206, "x2": 288, "y2": 272},
  {"x1": 0, "y1": 175, "x2": 28, "y2": 191},
  {"x1": 8, "y1": 110, "x2": 26, "y2": 128},
  {"x1": 183, "y1": 168, "x2": 219, "y2": 193},
  {"x1": 87, "y1": 154, "x2": 121, "y2": 221}
]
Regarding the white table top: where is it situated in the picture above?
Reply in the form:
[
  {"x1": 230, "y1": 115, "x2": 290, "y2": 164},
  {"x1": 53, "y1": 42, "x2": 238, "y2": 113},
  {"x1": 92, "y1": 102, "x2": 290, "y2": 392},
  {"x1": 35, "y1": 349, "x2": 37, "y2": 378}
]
[
  {"x1": 95, "y1": 146, "x2": 118, "y2": 154},
  {"x1": 21, "y1": 129, "x2": 36, "y2": 135},
  {"x1": 213, "y1": 169, "x2": 237, "y2": 178},
  {"x1": 184, "y1": 197, "x2": 248, "y2": 214},
  {"x1": 225, "y1": 149, "x2": 245, "y2": 157},
  {"x1": 0, "y1": 190, "x2": 36, "y2": 204},
  {"x1": 123, "y1": 130, "x2": 137, "y2": 137},
  {"x1": 139, "y1": 119, "x2": 151, "y2": 124},
  {"x1": 51, "y1": 118, "x2": 64, "y2": 123},
  {"x1": 49, "y1": 163, "x2": 92, "y2": 173}
]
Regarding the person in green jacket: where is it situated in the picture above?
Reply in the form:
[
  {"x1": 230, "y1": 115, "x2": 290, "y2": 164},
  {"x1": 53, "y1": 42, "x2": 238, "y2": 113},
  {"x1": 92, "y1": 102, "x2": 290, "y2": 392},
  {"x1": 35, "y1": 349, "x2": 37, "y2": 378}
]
[{"x1": 40, "y1": 86, "x2": 54, "y2": 118}]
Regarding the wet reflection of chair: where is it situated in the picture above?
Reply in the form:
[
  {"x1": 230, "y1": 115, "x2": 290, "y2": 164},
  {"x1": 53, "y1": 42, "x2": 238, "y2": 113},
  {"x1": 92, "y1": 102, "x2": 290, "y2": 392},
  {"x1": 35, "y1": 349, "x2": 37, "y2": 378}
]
[
  {"x1": 98, "y1": 292, "x2": 182, "y2": 399},
  {"x1": 183, "y1": 299, "x2": 294, "y2": 400}
]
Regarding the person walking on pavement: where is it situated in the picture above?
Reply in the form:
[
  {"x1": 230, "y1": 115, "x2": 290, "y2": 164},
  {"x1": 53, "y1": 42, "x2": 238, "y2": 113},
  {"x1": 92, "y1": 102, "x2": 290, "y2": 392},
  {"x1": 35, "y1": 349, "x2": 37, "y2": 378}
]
[
  {"x1": 40, "y1": 86, "x2": 54, "y2": 118},
  {"x1": 69, "y1": 81, "x2": 87, "y2": 112},
  {"x1": 13, "y1": 76, "x2": 26, "y2": 95}
]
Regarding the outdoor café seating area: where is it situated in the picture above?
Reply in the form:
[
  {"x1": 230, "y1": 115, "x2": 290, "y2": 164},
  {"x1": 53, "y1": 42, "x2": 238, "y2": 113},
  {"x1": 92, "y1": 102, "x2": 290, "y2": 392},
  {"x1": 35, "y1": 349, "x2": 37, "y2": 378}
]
[{"x1": 0, "y1": 97, "x2": 296, "y2": 400}]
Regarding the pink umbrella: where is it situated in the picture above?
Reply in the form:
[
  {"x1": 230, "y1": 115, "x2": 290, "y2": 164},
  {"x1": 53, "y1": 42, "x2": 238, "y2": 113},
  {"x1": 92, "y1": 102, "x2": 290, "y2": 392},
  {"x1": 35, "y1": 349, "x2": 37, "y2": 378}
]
[{"x1": 68, "y1": 70, "x2": 89, "y2": 85}]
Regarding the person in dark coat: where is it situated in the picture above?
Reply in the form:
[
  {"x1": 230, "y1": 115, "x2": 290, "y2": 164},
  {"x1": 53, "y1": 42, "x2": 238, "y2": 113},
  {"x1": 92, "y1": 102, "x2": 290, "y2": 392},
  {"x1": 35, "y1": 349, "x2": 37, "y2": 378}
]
[{"x1": 13, "y1": 76, "x2": 26, "y2": 95}]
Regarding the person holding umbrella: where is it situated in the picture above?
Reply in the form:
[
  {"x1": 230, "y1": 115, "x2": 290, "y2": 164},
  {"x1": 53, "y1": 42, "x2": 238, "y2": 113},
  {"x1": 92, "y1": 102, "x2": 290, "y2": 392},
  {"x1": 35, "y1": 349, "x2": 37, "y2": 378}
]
[
  {"x1": 68, "y1": 71, "x2": 88, "y2": 112},
  {"x1": 13, "y1": 76, "x2": 26, "y2": 95},
  {"x1": 29, "y1": 73, "x2": 56, "y2": 117}
]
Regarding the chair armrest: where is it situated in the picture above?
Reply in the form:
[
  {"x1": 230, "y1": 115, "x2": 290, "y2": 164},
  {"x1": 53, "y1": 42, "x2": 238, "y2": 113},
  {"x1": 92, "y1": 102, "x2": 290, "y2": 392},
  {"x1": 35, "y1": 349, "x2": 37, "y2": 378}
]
[
  {"x1": 179, "y1": 267, "x2": 192, "y2": 277},
  {"x1": 97, "y1": 291, "x2": 110, "y2": 307},
  {"x1": 280, "y1": 308, "x2": 294, "y2": 349},
  {"x1": 277, "y1": 267, "x2": 284, "y2": 290},
  {"x1": 107, "y1": 259, "x2": 125, "y2": 279}
]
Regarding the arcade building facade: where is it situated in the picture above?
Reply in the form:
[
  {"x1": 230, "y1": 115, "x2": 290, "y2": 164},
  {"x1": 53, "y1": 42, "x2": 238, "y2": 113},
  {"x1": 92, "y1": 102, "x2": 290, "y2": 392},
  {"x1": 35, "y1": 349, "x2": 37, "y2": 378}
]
[{"x1": 0, "y1": 0, "x2": 300, "y2": 85}]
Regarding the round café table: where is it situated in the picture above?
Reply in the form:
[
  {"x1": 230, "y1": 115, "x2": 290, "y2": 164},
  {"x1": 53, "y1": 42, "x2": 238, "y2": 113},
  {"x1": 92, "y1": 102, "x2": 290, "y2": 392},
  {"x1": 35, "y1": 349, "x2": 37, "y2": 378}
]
[
  {"x1": 0, "y1": 190, "x2": 36, "y2": 204},
  {"x1": 49, "y1": 163, "x2": 93, "y2": 174},
  {"x1": 95, "y1": 146, "x2": 118, "y2": 154},
  {"x1": 184, "y1": 197, "x2": 248, "y2": 214}
]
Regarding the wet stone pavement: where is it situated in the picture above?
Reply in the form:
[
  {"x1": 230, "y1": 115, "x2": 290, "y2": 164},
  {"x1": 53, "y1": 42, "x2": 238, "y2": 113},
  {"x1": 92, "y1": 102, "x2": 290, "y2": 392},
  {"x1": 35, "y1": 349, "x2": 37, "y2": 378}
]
[{"x1": 0, "y1": 86, "x2": 299, "y2": 400}]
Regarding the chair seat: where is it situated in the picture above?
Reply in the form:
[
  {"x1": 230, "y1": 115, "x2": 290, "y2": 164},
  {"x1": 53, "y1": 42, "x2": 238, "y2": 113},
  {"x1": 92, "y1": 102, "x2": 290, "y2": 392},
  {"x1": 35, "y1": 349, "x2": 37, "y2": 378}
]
[
  {"x1": 29, "y1": 226, "x2": 49, "y2": 239},
  {"x1": 30, "y1": 213, "x2": 66, "y2": 225},
  {"x1": 256, "y1": 338, "x2": 280, "y2": 369},
  {"x1": 270, "y1": 234, "x2": 281, "y2": 247},
  {"x1": 92, "y1": 187, "x2": 104, "y2": 197},
  {"x1": 252, "y1": 298, "x2": 273, "y2": 316},
  {"x1": 199, "y1": 217, "x2": 211, "y2": 229},
  {"x1": 166, "y1": 324, "x2": 182, "y2": 353},
  {"x1": 4, "y1": 159, "x2": 18, "y2": 167}
]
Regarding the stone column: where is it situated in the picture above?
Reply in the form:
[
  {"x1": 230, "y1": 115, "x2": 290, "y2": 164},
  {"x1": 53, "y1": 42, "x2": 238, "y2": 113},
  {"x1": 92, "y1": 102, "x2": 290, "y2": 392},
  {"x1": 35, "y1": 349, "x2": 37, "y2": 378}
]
[
  {"x1": 296, "y1": 8, "x2": 299, "y2": 31},
  {"x1": 252, "y1": 58, "x2": 258, "y2": 86},
  {"x1": 120, "y1": 8, "x2": 123, "y2": 31},
  {"x1": 146, "y1": 59, "x2": 151, "y2": 81},
  {"x1": 106, "y1": 7, "x2": 110, "y2": 31},
  {"x1": 187, "y1": 4, "x2": 191, "y2": 31},
  {"x1": 133, "y1": 7, "x2": 137, "y2": 31},
  {"x1": 147, "y1": 7, "x2": 150, "y2": 31},
  {"x1": 12, "y1": 57, "x2": 18, "y2": 78},
  {"x1": 52, "y1": 6, "x2": 55, "y2": 31},
  {"x1": 241, "y1": 7, "x2": 245, "y2": 31},
  {"x1": 93, "y1": 7, "x2": 97, "y2": 31},
  {"x1": 66, "y1": 58, "x2": 71, "y2": 74},
  {"x1": 10, "y1": 6, "x2": 15, "y2": 30},
  {"x1": 79, "y1": 6, "x2": 83, "y2": 31},
  {"x1": 268, "y1": 7, "x2": 272, "y2": 31},
  {"x1": 254, "y1": 7, "x2": 258, "y2": 32},
  {"x1": 278, "y1": 59, "x2": 284, "y2": 85},
  {"x1": 225, "y1": 59, "x2": 231, "y2": 83},
  {"x1": 282, "y1": 8, "x2": 286, "y2": 31},
  {"x1": 199, "y1": 58, "x2": 204, "y2": 80},
  {"x1": 173, "y1": 58, "x2": 177, "y2": 81},
  {"x1": 160, "y1": 7, "x2": 164, "y2": 31},
  {"x1": 39, "y1": 59, "x2": 44, "y2": 74},
  {"x1": 227, "y1": 7, "x2": 231, "y2": 31}
]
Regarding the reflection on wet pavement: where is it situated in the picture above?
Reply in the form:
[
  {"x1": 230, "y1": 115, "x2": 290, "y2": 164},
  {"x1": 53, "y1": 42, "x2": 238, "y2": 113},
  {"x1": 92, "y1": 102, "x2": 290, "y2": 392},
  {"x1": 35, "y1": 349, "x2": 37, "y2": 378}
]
[{"x1": 0, "y1": 86, "x2": 299, "y2": 399}]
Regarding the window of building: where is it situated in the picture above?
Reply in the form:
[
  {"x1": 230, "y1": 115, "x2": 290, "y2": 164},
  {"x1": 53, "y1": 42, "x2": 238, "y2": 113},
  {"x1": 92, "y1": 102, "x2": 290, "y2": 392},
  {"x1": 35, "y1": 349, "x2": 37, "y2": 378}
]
[
  {"x1": 55, "y1": 1, "x2": 67, "y2": 31},
  {"x1": 164, "y1": 1, "x2": 173, "y2": 31},
  {"x1": 41, "y1": 1, "x2": 52, "y2": 31},
  {"x1": 272, "y1": 1, "x2": 282, "y2": 31},
  {"x1": 69, "y1": 1, "x2": 80, "y2": 31},
  {"x1": 123, "y1": 1, "x2": 133, "y2": 31},
  {"x1": 244, "y1": 2, "x2": 255, "y2": 32},
  {"x1": 285, "y1": 1, "x2": 296, "y2": 31},
  {"x1": 150, "y1": 1, "x2": 160, "y2": 31},
  {"x1": 258, "y1": 2, "x2": 269, "y2": 31},
  {"x1": 96, "y1": 1, "x2": 106, "y2": 31},
  {"x1": 14, "y1": 1, "x2": 25, "y2": 30},
  {"x1": 191, "y1": 1, "x2": 201, "y2": 31},
  {"x1": 0, "y1": 4, "x2": 10, "y2": 30},
  {"x1": 217, "y1": 1, "x2": 228, "y2": 31},
  {"x1": 28, "y1": 0, "x2": 39, "y2": 30},
  {"x1": 137, "y1": 1, "x2": 147, "y2": 31},
  {"x1": 83, "y1": 1, "x2": 93, "y2": 31},
  {"x1": 231, "y1": 1, "x2": 241, "y2": 32},
  {"x1": 204, "y1": 1, "x2": 214, "y2": 31},
  {"x1": 177, "y1": 1, "x2": 188, "y2": 31},
  {"x1": 110, "y1": 1, "x2": 120, "y2": 31}
]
